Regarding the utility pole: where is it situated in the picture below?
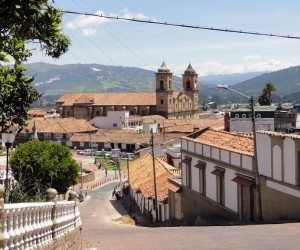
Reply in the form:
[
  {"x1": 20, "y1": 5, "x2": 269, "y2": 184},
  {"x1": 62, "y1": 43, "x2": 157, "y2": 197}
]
[
  {"x1": 217, "y1": 84, "x2": 263, "y2": 221},
  {"x1": 250, "y1": 96, "x2": 263, "y2": 221},
  {"x1": 150, "y1": 128, "x2": 159, "y2": 222},
  {"x1": 127, "y1": 158, "x2": 131, "y2": 213}
]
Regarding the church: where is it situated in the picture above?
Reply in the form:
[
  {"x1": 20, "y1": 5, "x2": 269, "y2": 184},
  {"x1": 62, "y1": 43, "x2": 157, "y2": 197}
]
[{"x1": 55, "y1": 62, "x2": 200, "y2": 120}]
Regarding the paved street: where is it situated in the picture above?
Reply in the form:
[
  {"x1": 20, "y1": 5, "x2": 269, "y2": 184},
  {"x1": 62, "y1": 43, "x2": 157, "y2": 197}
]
[{"x1": 80, "y1": 182, "x2": 300, "y2": 250}]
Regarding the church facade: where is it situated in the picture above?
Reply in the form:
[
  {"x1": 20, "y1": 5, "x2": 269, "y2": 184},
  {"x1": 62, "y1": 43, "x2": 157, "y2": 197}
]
[{"x1": 55, "y1": 62, "x2": 200, "y2": 120}]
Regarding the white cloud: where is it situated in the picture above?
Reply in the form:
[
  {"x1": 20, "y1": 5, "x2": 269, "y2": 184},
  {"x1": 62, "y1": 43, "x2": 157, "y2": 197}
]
[
  {"x1": 66, "y1": 9, "x2": 156, "y2": 36},
  {"x1": 66, "y1": 11, "x2": 109, "y2": 30},
  {"x1": 144, "y1": 58, "x2": 293, "y2": 77},
  {"x1": 81, "y1": 28, "x2": 97, "y2": 37}
]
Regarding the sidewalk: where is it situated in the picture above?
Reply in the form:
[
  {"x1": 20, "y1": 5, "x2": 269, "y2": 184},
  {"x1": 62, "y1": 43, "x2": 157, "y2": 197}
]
[{"x1": 74, "y1": 169, "x2": 124, "y2": 191}]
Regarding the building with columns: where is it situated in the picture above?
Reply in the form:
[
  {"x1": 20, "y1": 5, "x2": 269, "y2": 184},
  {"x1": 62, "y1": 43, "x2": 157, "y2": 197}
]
[{"x1": 55, "y1": 62, "x2": 200, "y2": 120}]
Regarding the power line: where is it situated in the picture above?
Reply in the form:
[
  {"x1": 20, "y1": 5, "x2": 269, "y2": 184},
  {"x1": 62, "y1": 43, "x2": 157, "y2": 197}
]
[{"x1": 62, "y1": 10, "x2": 300, "y2": 40}]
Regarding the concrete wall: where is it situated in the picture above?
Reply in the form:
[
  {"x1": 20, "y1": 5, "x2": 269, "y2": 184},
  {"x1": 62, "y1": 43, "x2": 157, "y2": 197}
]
[
  {"x1": 261, "y1": 178, "x2": 300, "y2": 220},
  {"x1": 230, "y1": 118, "x2": 274, "y2": 132},
  {"x1": 181, "y1": 186, "x2": 239, "y2": 222}
]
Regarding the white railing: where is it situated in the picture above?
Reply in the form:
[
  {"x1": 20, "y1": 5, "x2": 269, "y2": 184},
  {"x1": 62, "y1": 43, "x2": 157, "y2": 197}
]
[{"x1": 0, "y1": 188, "x2": 82, "y2": 250}]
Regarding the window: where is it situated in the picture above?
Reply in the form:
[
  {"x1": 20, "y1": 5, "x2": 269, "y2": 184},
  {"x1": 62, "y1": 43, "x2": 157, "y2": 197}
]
[
  {"x1": 182, "y1": 157, "x2": 192, "y2": 188},
  {"x1": 169, "y1": 80, "x2": 171, "y2": 89},
  {"x1": 211, "y1": 168, "x2": 225, "y2": 205},
  {"x1": 113, "y1": 123, "x2": 117, "y2": 127},
  {"x1": 217, "y1": 175, "x2": 225, "y2": 205},
  {"x1": 67, "y1": 111, "x2": 71, "y2": 117},
  {"x1": 160, "y1": 80, "x2": 164, "y2": 90},
  {"x1": 187, "y1": 81, "x2": 191, "y2": 89},
  {"x1": 195, "y1": 162, "x2": 206, "y2": 195},
  {"x1": 44, "y1": 133, "x2": 51, "y2": 139},
  {"x1": 235, "y1": 114, "x2": 239, "y2": 118},
  {"x1": 161, "y1": 99, "x2": 164, "y2": 105},
  {"x1": 242, "y1": 114, "x2": 246, "y2": 118},
  {"x1": 96, "y1": 111, "x2": 100, "y2": 116},
  {"x1": 186, "y1": 163, "x2": 191, "y2": 188}
]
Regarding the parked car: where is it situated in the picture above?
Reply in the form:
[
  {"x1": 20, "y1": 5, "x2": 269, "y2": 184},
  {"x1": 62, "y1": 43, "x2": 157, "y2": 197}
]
[{"x1": 78, "y1": 149, "x2": 95, "y2": 156}]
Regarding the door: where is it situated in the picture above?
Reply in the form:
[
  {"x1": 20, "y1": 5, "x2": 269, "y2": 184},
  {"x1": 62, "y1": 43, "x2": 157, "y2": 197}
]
[{"x1": 238, "y1": 185, "x2": 254, "y2": 221}]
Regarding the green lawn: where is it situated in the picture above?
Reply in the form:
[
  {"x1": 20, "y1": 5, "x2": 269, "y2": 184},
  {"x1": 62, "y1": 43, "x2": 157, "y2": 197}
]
[{"x1": 96, "y1": 157, "x2": 130, "y2": 171}]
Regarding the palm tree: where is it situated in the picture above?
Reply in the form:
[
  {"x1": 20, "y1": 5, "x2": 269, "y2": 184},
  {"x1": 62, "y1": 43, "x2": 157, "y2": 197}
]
[{"x1": 258, "y1": 82, "x2": 276, "y2": 105}]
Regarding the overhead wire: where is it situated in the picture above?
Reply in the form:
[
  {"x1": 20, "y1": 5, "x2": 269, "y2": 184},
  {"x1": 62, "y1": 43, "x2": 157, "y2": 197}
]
[{"x1": 61, "y1": 10, "x2": 300, "y2": 40}]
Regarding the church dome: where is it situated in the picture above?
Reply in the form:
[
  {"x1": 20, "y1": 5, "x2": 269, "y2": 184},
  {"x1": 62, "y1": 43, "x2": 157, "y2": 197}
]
[
  {"x1": 158, "y1": 61, "x2": 170, "y2": 73},
  {"x1": 184, "y1": 63, "x2": 197, "y2": 74}
]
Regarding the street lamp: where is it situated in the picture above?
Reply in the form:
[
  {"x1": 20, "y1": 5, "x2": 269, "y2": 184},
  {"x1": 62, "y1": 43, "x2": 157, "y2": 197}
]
[
  {"x1": 217, "y1": 84, "x2": 263, "y2": 221},
  {"x1": 1, "y1": 129, "x2": 16, "y2": 192}
]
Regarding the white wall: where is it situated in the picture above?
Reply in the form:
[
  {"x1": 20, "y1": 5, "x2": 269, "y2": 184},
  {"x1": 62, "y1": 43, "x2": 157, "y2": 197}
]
[
  {"x1": 257, "y1": 133, "x2": 272, "y2": 177},
  {"x1": 283, "y1": 138, "x2": 296, "y2": 185},
  {"x1": 224, "y1": 168, "x2": 238, "y2": 212},
  {"x1": 273, "y1": 145, "x2": 282, "y2": 181},
  {"x1": 231, "y1": 153, "x2": 240, "y2": 167},
  {"x1": 230, "y1": 118, "x2": 274, "y2": 132},
  {"x1": 205, "y1": 162, "x2": 217, "y2": 201},
  {"x1": 92, "y1": 111, "x2": 129, "y2": 130}
]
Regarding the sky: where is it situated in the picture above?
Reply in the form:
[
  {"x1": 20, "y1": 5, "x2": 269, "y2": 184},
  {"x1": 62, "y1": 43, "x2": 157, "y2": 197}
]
[{"x1": 28, "y1": 0, "x2": 300, "y2": 77}]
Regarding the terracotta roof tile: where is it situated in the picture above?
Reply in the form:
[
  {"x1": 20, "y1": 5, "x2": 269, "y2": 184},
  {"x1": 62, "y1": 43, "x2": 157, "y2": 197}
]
[
  {"x1": 74, "y1": 95, "x2": 94, "y2": 104},
  {"x1": 56, "y1": 92, "x2": 156, "y2": 106},
  {"x1": 24, "y1": 118, "x2": 97, "y2": 134},
  {"x1": 126, "y1": 154, "x2": 176, "y2": 202},
  {"x1": 185, "y1": 128, "x2": 254, "y2": 156},
  {"x1": 161, "y1": 119, "x2": 224, "y2": 133}
]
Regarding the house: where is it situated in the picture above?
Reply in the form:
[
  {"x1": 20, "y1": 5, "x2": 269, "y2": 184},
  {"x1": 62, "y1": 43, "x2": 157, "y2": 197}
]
[
  {"x1": 15, "y1": 118, "x2": 97, "y2": 146},
  {"x1": 55, "y1": 62, "x2": 200, "y2": 120},
  {"x1": 68, "y1": 129, "x2": 152, "y2": 151},
  {"x1": 179, "y1": 128, "x2": 254, "y2": 223},
  {"x1": 174, "y1": 127, "x2": 300, "y2": 224},
  {"x1": 256, "y1": 131, "x2": 300, "y2": 221},
  {"x1": 127, "y1": 153, "x2": 180, "y2": 222}
]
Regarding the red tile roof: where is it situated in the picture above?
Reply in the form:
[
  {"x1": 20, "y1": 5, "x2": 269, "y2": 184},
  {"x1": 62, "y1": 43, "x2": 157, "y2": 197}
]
[
  {"x1": 126, "y1": 153, "x2": 176, "y2": 202},
  {"x1": 185, "y1": 128, "x2": 254, "y2": 156},
  {"x1": 56, "y1": 92, "x2": 156, "y2": 106},
  {"x1": 23, "y1": 118, "x2": 97, "y2": 134}
]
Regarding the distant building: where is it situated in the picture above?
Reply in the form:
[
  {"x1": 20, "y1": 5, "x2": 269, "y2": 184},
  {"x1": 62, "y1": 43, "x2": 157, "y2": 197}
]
[
  {"x1": 55, "y1": 62, "x2": 200, "y2": 120},
  {"x1": 91, "y1": 111, "x2": 129, "y2": 130},
  {"x1": 15, "y1": 118, "x2": 97, "y2": 146},
  {"x1": 227, "y1": 106, "x2": 276, "y2": 132}
]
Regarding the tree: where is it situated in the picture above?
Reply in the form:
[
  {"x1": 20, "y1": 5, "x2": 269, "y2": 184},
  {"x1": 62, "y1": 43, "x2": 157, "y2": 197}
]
[
  {"x1": 0, "y1": 0, "x2": 70, "y2": 132},
  {"x1": 9, "y1": 140, "x2": 80, "y2": 200},
  {"x1": 258, "y1": 82, "x2": 276, "y2": 106}
]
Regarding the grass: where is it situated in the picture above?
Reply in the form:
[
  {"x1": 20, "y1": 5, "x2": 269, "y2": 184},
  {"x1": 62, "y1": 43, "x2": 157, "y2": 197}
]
[{"x1": 95, "y1": 157, "x2": 131, "y2": 171}]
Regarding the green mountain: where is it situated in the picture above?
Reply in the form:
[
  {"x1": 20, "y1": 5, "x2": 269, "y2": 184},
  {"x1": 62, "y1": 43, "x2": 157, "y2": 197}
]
[
  {"x1": 231, "y1": 66, "x2": 300, "y2": 101},
  {"x1": 25, "y1": 63, "x2": 300, "y2": 105},
  {"x1": 26, "y1": 62, "x2": 182, "y2": 96}
]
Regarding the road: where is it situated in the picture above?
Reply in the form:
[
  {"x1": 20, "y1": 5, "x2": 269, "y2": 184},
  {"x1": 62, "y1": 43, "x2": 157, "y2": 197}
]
[{"x1": 80, "y1": 182, "x2": 300, "y2": 250}]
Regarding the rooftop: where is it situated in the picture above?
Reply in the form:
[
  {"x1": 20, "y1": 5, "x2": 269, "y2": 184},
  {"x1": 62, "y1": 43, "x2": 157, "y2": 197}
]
[
  {"x1": 23, "y1": 118, "x2": 97, "y2": 134},
  {"x1": 56, "y1": 92, "x2": 156, "y2": 106},
  {"x1": 185, "y1": 128, "x2": 254, "y2": 156}
]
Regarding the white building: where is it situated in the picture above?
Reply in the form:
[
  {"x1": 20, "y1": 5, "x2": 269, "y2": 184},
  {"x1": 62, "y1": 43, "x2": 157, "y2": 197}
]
[
  {"x1": 91, "y1": 111, "x2": 129, "y2": 130},
  {"x1": 175, "y1": 127, "x2": 300, "y2": 223},
  {"x1": 228, "y1": 106, "x2": 276, "y2": 132}
]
